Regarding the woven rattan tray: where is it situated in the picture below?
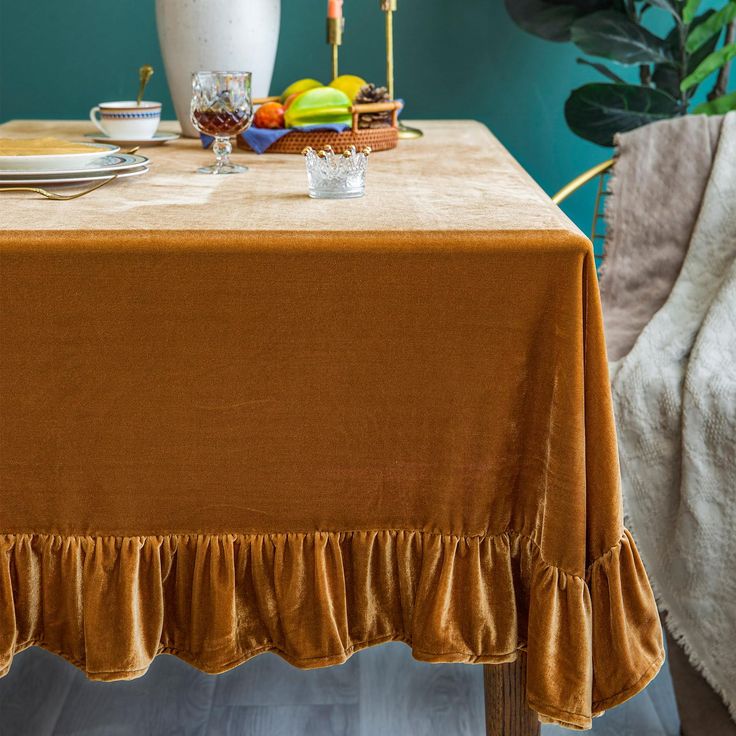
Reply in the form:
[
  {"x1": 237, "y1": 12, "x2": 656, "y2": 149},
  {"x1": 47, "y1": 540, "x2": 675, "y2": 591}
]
[
  {"x1": 238, "y1": 126, "x2": 398, "y2": 154},
  {"x1": 238, "y1": 98, "x2": 402, "y2": 154}
]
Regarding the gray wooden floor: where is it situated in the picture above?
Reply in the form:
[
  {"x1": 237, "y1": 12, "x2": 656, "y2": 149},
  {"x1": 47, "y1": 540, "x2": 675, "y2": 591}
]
[{"x1": 0, "y1": 644, "x2": 679, "y2": 735}]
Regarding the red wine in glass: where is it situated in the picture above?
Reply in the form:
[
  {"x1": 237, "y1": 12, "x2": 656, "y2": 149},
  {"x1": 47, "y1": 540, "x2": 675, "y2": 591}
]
[{"x1": 192, "y1": 108, "x2": 250, "y2": 137}]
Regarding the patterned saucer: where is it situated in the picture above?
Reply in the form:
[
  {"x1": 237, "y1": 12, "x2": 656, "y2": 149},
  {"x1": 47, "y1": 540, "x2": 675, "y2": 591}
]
[{"x1": 84, "y1": 131, "x2": 180, "y2": 147}]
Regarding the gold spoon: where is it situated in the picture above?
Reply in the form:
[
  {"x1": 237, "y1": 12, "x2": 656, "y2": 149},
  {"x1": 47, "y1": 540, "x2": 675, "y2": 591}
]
[{"x1": 137, "y1": 65, "x2": 154, "y2": 106}]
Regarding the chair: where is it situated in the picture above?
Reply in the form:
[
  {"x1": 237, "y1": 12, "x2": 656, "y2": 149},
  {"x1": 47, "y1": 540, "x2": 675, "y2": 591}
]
[
  {"x1": 552, "y1": 159, "x2": 614, "y2": 244},
  {"x1": 551, "y1": 158, "x2": 736, "y2": 736}
]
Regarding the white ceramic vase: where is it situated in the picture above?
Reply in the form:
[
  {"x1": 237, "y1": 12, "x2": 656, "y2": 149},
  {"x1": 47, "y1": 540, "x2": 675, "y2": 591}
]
[{"x1": 156, "y1": 0, "x2": 281, "y2": 138}]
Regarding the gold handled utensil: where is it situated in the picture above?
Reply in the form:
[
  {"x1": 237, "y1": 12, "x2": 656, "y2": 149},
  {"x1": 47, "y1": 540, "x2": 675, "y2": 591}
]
[
  {"x1": 0, "y1": 175, "x2": 118, "y2": 200},
  {"x1": 137, "y1": 65, "x2": 154, "y2": 106}
]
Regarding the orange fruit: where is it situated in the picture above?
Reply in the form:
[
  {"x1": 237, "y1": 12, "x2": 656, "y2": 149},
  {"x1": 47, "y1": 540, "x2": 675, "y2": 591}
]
[{"x1": 254, "y1": 101, "x2": 286, "y2": 129}]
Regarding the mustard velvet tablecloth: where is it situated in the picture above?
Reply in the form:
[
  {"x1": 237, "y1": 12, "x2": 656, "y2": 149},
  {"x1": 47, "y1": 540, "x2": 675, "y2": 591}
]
[{"x1": 0, "y1": 121, "x2": 663, "y2": 730}]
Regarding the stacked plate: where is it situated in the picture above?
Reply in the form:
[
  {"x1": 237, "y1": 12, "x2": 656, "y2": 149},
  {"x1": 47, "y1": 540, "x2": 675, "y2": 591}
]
[{"x1": 0, "y1": 142, "x2": 150, "y2": 187}]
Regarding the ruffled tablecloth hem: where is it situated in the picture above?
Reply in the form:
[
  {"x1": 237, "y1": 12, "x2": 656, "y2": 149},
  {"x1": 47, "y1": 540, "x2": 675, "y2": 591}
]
[{"x1": 0, "y1": 528, "x2": 663, "y2": 730}]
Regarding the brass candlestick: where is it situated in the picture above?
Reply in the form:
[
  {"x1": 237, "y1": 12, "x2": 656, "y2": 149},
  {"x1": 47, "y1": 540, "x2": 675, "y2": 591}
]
[
  {"x1": 327, "y1": 17, "x2": 344, "y2": 80},
  {"x1": 381, "y1": 0, "x2": 423, "y2": 139}
]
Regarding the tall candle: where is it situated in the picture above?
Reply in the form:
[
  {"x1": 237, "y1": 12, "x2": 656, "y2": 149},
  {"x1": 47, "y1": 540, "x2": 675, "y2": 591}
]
[{"x1": 327, "y1": 0, "x2": 343, "y2": 19}]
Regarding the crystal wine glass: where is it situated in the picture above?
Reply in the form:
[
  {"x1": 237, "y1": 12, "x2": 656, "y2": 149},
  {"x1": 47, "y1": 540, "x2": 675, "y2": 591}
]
[{"x1": 190, "y1": 71, "x2": 253, "y2": 174}]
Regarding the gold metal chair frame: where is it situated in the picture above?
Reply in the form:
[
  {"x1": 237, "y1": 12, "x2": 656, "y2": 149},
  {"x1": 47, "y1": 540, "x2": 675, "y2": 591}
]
[{"x1": 552, "y1": 159, "x2": 614, "y2": 245}]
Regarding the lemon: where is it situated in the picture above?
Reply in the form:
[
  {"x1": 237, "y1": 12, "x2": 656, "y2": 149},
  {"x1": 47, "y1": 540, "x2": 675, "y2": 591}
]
[{"x1": 329, "y1": 75, "x2": 367, "y2": 102}]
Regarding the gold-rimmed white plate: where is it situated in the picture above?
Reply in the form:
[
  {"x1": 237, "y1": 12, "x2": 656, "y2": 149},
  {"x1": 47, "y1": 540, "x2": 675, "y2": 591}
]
[{"x1": 0, "y1": 142, "x2": 120, "y2": 172}]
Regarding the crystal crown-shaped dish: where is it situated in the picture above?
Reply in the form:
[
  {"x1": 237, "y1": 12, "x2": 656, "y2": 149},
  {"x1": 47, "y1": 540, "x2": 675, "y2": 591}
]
[{"x1": 303, "y1": 145, "x2": 369, "y2": 199}]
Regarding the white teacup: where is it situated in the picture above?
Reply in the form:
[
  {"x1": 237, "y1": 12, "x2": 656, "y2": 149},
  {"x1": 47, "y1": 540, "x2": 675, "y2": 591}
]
[{"x1": 89, "y1": 101, "x2": 162, "y2": 140}]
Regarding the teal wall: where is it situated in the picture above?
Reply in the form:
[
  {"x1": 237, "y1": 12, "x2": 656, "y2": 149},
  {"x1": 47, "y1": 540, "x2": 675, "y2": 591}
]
[{"x1": 0, "y1": 0, "x2": 728, "y2": 230}]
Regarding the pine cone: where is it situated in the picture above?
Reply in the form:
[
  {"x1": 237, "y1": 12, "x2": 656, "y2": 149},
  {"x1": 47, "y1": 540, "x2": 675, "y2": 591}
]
[{"x1": 354, "y1": 84, "x2": 392, "y2": 129}]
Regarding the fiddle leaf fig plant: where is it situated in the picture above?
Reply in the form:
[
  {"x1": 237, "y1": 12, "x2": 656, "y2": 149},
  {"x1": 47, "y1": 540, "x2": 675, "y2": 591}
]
[{"x1": 505, "y1": 0, "x2": 736, "y2": 145}]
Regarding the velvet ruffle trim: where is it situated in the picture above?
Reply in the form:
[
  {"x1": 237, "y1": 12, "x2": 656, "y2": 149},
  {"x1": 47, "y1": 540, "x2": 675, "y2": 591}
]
[{"x1": 0, "y1": 528, "x2": 663, "y2": 730}]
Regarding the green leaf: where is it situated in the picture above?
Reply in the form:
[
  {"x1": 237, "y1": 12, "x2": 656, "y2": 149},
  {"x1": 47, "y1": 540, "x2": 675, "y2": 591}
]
[
  {"x1": 652, "y1": 63, "x2": 681, "y2": 96},
  {"x1": 663, "y1": 9, "x2": 720, "y2": 97},
  {"x1": 685, "y1": 10, "x2": 719, "y2": 77},
  {"x1": 504, "y1": 0, "x2": 613, "y2": 42},
  {"x1": 571, "y1": 10, "x2": 674, "y2": 64},
  {"x1": 653, "y1": 15, "x2": 698, "y2": 95},
  {"x1": 683, "y1": 0, "x2": 702, "y2": 24},
  {"x1": 565, "y1": 83, "x2": 680, "y2": 146},
  {"x1": 576, "y1": 57, "x2": 627, "y2": 82},
  {"x1": 686, "y1": 1, "x2": 736, "y2": 53},
  {"x1": 692, "y1": 91, "x2": 736, "y2": 115},
  {"x1": 681, "y1": 43, "x2": 736, "y2": 90}
]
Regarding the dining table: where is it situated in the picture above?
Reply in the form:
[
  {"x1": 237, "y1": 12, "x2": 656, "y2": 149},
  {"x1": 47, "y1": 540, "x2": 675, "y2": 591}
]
[{"x1": 0, "y1": 119, "x2": 664, "y2": 733}]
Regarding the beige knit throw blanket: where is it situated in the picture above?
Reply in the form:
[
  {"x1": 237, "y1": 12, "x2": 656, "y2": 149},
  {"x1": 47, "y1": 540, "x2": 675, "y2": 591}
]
[{"x1": 602, "y1": 111, "x2": 736, "y2": 719}]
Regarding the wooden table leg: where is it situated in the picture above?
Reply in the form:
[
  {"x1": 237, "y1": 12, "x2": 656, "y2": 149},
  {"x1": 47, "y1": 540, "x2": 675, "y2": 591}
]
[{"x1": 484, "y1": 655, "x2": 540, "y2": 736}]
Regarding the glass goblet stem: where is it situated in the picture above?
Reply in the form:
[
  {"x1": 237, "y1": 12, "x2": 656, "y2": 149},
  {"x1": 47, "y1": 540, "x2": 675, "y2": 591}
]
[{"x1": 213, "y1": 136, "x2": 232, "y2": 173}]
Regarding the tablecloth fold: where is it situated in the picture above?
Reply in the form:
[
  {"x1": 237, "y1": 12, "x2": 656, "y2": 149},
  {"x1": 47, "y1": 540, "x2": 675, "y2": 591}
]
[{"x1": 1, "y1": 527, "x2": 661, "y2": 730}]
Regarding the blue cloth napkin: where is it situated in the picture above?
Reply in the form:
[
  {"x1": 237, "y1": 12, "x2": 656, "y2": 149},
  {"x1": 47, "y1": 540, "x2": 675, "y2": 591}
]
[{"x1": 200, "y1": 123, "x2": 351, "y2": 155}]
